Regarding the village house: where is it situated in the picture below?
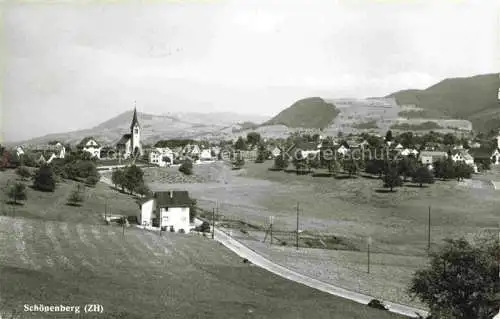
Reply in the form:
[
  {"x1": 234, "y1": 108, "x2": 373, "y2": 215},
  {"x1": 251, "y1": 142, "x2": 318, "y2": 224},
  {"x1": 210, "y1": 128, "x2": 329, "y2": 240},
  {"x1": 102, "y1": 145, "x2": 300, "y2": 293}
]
[
  {"x1": 182, "y1": 144, "x2": 201, "y2": 159},
  {"x1": 400, "y1": 148, "x2": 419, "y2": 157},
  {"x1": 149, "y1": 147, "x2": 174, "y2": 167},
  {"x1": 137, "y1": 191, "x2": 193, "y2": 233},
  {"x1": 449, "y1": 149, "x2": 474, "y2": 166},
  {"x1": 199, "y1": 149, "x2": 212, "y2": 161},
  {"x1": 116, "y1": 108, "x2": 143, "y2": 159},
  {"x1": 79, "y1": 137, "x2": 102, "y2": 159},
  {"x1": 288, "y1": 141, "x2": 319, "y2": 159},
  {"x1": 211, "y1": 146, "x2": 221, "y2": 158},
  {"x1": 336, "y1": 144, "x2": 350, "y2": 156},
  {"x1": 24, "y1": 142, "x2": 66, "y2": 163},
  {"x1": 418, "y1": 151, "x2": 448, "y2": 170},
  {"x1": 270, "y1": 146, "x2": 281, "y2": 158}
]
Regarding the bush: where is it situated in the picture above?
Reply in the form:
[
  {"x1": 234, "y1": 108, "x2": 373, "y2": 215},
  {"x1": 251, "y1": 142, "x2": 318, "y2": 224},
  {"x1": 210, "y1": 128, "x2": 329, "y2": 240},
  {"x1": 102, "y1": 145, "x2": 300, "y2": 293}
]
[
  {"x1": 179, "y1": 160, "x2": 193, "y2": 175},
  {"x1": 199, "y1": 221, "x2": 211, "y2": 233},
  {"x1": 33, "y1": 165, "x2": 56, "y2": 192},
  {"x1": 179, "y1": 229, "x2": 185, "y2": 234},
  {"x1": 5, "y1": 182, "x2": 27, "y2": 204},
  {"x1": 85, "y1": 175, "x2": 99, "y2": 187},
  {"x1": 16, "y1": 166, "x2": 32, "y2": 180},
  {"x1": 67, "y1": 188, "x2": 84, "y2": 206},
  {"x1": 169, "y1": 226, "x2": 175, "y2": 232}
]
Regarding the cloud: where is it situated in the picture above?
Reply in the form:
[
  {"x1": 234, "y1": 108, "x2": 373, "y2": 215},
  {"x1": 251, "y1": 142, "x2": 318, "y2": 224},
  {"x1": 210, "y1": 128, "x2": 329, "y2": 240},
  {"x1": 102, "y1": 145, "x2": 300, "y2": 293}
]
[{"x1": 2, "y1": 0, "x2": 499, "y2": 141}]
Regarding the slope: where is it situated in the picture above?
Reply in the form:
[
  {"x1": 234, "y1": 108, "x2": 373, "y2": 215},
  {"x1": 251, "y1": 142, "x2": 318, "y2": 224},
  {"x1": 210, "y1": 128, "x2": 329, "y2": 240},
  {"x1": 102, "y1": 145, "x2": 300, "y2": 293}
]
[
  {"x1": 387, "y1": 73, "x2": 500, "y2": 131},
  {"x1": 262, "y1": 97, "x2": 340, "y2": 129}
]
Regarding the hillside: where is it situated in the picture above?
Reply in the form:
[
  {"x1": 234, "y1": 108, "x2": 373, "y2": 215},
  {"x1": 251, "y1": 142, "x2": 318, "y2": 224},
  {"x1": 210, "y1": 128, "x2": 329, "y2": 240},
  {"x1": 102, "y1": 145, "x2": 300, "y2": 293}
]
[
  {"x1": 0, "y1": 170, "x2": 403, "y2": 319},
  {"x1": 261, "y1": 97, "x2": 340, "y2": 129},
  {"x1": 12, "y1": 111, "x2": 269, "y2": 146},
  {"x1": 387, "y1": 73, "x2": 500, "y2": 131}
]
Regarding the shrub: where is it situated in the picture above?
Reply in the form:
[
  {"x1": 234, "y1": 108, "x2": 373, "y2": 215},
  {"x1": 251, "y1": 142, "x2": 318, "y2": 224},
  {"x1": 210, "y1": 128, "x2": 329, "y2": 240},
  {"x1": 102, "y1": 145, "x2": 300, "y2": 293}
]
[
  {"x1": 85, "y1": 175, "x2": 99, "y2": 187},
  {"x1": 179, "y1": 160, "x2": 193, "y2": 175},
  {"x1": 67, "y1": 188, "x2": 84, "y2": 206},
  {"x1": 5, "y1": 182, "x2": 27, "y2": 204},
  {"x1": 179, "y1": 229, "x2": 185, "y2": 234},
  {"x1": 169, "y1": 226, "x2": 175, "y2": 232},
  {"x1": 199, "y1": 221, "x2": 211, "y2": 233},
  {"x1": 33, "y1": 165, "x2": 56, "y2": 192},
  {"x1": 16, "y1": 166, "x2": 32, "y2": 180}
]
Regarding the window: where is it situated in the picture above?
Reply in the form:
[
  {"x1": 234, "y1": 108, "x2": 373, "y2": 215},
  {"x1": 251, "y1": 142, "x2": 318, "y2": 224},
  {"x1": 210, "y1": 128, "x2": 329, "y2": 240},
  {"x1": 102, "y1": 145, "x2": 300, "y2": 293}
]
[{"x1": 134, "y1": 128, "x2": 139, "y2": 134}]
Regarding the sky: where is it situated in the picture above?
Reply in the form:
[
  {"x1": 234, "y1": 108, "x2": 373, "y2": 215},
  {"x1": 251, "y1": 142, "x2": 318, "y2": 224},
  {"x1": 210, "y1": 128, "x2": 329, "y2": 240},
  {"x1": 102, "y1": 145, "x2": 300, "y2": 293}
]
[{"x1": 2, "y1": 0, "x2": 499, "y2": 142}]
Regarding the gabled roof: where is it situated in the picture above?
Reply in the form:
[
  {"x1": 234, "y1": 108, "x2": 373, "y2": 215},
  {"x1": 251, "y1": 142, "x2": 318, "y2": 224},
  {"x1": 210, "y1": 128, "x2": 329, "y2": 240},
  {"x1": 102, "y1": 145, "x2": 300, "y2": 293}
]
[
  {"x1": 469, "y1": 147, "x2": 495, "y2": 159},
  {"x1": 130, "y1": 108, "x2": 140, "y2": 130},
  {"x1": 154, "y1": 191, "x2": 193, "y2": 208},
  {"x1": 79, "y1": 137, "x2": 100, "y2": 148},
  {"x1": 116, "y1": 134, "x2": 132, "y2": 146}
]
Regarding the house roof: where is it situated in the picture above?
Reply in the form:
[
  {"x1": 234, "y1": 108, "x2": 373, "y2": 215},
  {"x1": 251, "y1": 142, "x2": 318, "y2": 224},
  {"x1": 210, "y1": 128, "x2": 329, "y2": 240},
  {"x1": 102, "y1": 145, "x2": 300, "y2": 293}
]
[
  {"x1": 79, "y1": 137, "x2": 100, "y2": 148},
  {"x1": 469, "y1": 147, "x2": 495, "y2": 159},
  {"x1": 418, "y1": 151, "x2": 448, "y2": 159},
  {"x1": 130, "y1": 107, "x2": 140, "y2": 130},
  {"x1": 154, "y1": 191, "x2": 193, "y2": 208},
  {"x1": 116, "y1": 134, "x2": 132, "y2": 146}
]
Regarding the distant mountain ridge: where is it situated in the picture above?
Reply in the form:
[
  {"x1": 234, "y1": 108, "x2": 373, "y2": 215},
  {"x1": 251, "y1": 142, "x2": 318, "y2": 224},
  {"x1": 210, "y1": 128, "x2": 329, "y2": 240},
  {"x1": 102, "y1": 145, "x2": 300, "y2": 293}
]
[
  {"x1": 386, "y1": 73, "x2": 500, "y2": 131},
  {"x1": 12, "y1": 111, "x2": 269, "y2": 146}
]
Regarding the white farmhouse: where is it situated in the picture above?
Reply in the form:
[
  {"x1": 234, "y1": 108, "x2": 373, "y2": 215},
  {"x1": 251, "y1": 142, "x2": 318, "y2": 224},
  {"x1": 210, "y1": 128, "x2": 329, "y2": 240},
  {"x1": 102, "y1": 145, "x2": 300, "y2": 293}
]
[
  {"x1": 137, "y1": 191, "x2": 193, "y2": 233},
  {"x1": 149, "y1": 147, "x2": 174, "y2": 167},
  {"x1": 199, "y1": 149, "x2": 212, "y2": 161},
  {"x1": 79, "y1": 137, "x2": 101, "y2": 159}
]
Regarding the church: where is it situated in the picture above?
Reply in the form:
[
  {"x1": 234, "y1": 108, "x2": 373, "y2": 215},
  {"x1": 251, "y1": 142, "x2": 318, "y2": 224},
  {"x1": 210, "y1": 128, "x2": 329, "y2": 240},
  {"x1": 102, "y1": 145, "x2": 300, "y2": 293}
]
[{"x1": 116, "y1": 107, "x2": 143, "y2": 159}]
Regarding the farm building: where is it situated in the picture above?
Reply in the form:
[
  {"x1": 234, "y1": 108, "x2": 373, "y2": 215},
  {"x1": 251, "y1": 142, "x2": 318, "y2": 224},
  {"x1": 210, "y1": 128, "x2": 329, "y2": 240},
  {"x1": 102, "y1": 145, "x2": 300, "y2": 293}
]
[{"x1": 137, "y1": 191, "x2": 193, "y2": 233}]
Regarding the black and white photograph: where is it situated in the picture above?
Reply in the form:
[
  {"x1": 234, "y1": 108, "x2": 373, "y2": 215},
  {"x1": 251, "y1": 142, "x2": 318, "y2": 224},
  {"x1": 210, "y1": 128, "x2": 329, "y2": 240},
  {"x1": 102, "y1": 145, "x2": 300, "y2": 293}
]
[{"x1": 1, "y1": 0, "x2": 500, "y2": 318}]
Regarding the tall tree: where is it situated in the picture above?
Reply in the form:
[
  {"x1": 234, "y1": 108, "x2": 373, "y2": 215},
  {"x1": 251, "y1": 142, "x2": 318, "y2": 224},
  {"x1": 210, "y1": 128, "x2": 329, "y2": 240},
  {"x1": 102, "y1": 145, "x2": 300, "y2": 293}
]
[
  {"x1": 112, "y1": 169, "x2": 125, "y2": 191},
  {"x1": 383, "y1": 162, "x2": 402, "y2": 191},
  {"x1": 342, "y1": 157, "x2": 359, "y2": 177},
  {"x1": 443, "y1": 133, "x2": 458, "y2": 146},
  {"x1": 33, "y1": 165, "x2": 56, "y2": 192},
  {"x1": 246, "y1": 132, "x2": 261, "y2": 147},
  {"x1": 454, "y1": 162, "x2": 474, "y2": 181},
  {"x1": 123, "y1": 165, "x2": 144, "y2": 194},
  {"x1": 273, "y1": 154, "x2": 288, "y2": 170},
  {"x1": 292, "y1": 151, "x2": 308, "y2": 174},
  {"x1": 179, "y1": 159, "x2": 193, "y2": 175},
  {"x1": 6, "y1": 182, "x2": 27, "y2": 205},
  {"x1": 385, "y1": 130, "x2": 393, "y2": 142},
  {"x1": 16, "y1": 166, "x2": 31, "y2": 180},
  {"x1": 398, "y1": 157, "x2": 417, "y2": 182},
  {"x1": 410, "y1": 238, "x2": 499, "y2": 319},
  {"x1": 413, "y1": 166, "x2": 435, "y2": 187},
  {"x1": 234, "y1": 137, "x2": 247, "y2": 150}
]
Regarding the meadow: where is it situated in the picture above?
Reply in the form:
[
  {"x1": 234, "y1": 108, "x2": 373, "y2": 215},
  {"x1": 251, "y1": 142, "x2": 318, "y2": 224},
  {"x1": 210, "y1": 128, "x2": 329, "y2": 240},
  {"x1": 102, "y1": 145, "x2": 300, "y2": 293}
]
[
  {"x1": 146, "y1": 161, "x2": 500, "y2": 309},
  {"x1": 0, "y1": 170, "x2": 402, "y2": 319}
]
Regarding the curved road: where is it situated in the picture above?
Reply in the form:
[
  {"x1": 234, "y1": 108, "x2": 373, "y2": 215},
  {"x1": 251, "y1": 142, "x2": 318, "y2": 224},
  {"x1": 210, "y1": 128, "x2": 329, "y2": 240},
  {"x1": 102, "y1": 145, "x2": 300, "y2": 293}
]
[
  {"x1": 99, "y1": 177, "x2": 428, "y2": 318},
  {"x1": 209, "y1": 224, "x2": 429, "y2": 318}
]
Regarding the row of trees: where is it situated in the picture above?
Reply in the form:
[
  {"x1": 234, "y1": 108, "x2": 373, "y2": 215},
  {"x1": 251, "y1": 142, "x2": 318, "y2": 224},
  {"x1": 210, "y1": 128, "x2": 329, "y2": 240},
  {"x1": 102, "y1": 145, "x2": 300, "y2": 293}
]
[
  {"x1": 111, "y1": 165, "x2": 149, "y2": 196},
  {"x1": 273, "y1": 149, "x2": 476, "y2": 191}
]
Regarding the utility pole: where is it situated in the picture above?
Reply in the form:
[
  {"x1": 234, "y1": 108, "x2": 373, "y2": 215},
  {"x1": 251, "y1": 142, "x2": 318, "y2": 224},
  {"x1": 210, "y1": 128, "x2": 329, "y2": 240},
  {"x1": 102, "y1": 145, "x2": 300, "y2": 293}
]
[
  {"x1": 212, "y1": 207, "x2": 215, "y2": 239},
  {"x1": 427, "y1": 205, "x2": 431, "y2": 252},
  {"x1": 367, "y1": 236, "x2": 372, "y2": 274},
  {"x1": 270, "y1": 216, "x2": 273, "y2": 245},
  {"x1": 296, "y1": 202, "x2": 299, "y2": 250}
]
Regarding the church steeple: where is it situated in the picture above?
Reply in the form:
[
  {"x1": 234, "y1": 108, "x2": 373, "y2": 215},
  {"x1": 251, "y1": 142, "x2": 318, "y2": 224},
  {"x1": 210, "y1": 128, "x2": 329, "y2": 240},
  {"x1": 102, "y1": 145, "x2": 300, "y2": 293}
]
[{"x1": 130, "y1": 104, "x2": 140, "y2": 130}]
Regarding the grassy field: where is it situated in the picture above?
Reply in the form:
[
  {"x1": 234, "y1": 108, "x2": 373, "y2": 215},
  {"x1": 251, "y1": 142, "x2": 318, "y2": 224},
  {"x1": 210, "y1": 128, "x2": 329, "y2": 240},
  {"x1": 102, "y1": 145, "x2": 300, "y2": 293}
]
[
  {"x1": 0, "y1": 170, "x2": 403, "y2": 319},
  {"x1": 146, "y1": 161, "x2": 500, "y2": 308}
]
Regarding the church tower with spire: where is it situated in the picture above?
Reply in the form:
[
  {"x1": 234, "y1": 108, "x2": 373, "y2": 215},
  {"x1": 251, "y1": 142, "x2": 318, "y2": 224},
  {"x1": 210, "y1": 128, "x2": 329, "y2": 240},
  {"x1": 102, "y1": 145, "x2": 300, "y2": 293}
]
[{"x1": 130, "y1": 105, "x2": 142, "y2": 157}]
